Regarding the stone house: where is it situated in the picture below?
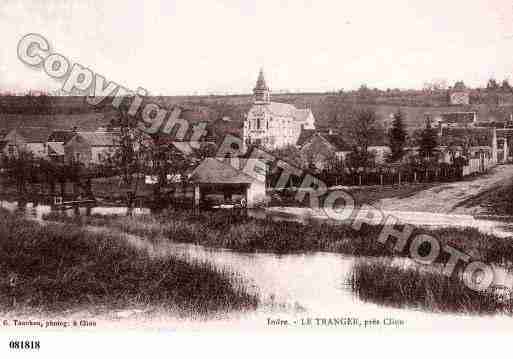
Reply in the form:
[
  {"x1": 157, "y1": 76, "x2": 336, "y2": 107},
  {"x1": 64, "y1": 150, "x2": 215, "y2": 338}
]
[
  {"x1": 297, "y1": 131, "x2": 351, "y2": 169},
  {"x1": 2, "y1": 127, "x2": 52, "y2": 158},
  {"x1": 64, "y1": 131, "x2": 119, "y2": 166}
]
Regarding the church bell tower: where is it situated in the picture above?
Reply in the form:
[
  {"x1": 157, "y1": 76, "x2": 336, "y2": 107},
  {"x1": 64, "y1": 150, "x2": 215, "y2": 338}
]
[{"x1": 253, "y1": 69, "x2": 270, "y2": 104}]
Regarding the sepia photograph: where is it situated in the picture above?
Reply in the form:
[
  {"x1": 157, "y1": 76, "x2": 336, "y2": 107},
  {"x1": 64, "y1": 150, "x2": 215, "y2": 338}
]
[{"x1": 1, "y1": 0, "x2": 513, "y2": 356}]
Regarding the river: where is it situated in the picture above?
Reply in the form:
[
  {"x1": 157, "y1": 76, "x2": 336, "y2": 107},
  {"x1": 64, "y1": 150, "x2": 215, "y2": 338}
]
[{"x1": 2, "y1": 200, "x2": 513, "y2": 330}]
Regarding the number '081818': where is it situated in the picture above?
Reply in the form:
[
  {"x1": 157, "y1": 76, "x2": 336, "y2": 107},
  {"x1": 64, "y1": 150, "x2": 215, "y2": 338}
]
[{"x1": 9, "y1": 340, "x2": 40, "y2": 350}]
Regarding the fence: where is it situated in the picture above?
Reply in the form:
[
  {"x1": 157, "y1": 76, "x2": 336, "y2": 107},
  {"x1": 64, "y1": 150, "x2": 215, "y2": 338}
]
[
  {"x1": 318, "y1": 167, "x2": 464, "y2": 187},
  {"x1": 269, "y1": 160, "x2": 496, "y2": 189},
  {"x1": 462, "y1": 157, "x2": 495, "y2": 177}
]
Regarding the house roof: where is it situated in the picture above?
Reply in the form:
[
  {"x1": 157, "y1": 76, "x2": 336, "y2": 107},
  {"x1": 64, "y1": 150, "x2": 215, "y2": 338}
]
[
  {"x1": 11, "y1": 127, "x2": 53, "y2": 143},
  {"x1": 74, "y1": 131, "x2": 119, "y2": 146},
  {"x1": 297, "y1": 129, "x2": 317, "y2": 146},
  {"x1": 169, "y1": 142, "x2": 196, "y2": 156},
  {"x1": 210, "y1": 118, "x2": 242, "y2": 138},
  {"x1": 496, "y1": 128, "x2": 513, "y2": 139},
  {"x1": 298, "y1": 130, "x2": 352, "y2": 152},
  {"x1": 321, "y1": 134, "x2": 352, "y2": 152},
  {"x1": 46, "y1": 142, "x2": 65, "y2": 156},
  {"x1": 48, "y1": 130, "x2": 76, "y2": 144},
  {"x1": 190, "y1": 158, "x2": 265, "y2": 184},
  {"x1": 452, "y1": 81, "x2": 467, "y2": 92}
]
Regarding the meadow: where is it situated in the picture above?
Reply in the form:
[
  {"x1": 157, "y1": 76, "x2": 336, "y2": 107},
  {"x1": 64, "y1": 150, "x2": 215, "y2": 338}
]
[{"x1": 0, "y1": 209, "x2": 258, "y2": 317}]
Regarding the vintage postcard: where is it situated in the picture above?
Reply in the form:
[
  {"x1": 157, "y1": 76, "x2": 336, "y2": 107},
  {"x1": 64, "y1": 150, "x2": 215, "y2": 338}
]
[{"x1": 1, "y1": 0, "x2": 513, "y2": 356}]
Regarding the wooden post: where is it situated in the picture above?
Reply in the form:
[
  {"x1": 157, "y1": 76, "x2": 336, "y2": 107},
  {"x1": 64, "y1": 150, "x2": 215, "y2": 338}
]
[
  {"x1": 380, "y1": 174, "x2": 383, "y2": 186},
  {"x1": 358, "y1": 175, "x2": 362, "y2": 186},
  {"x1": 194, "y1": 185, "x2": 201, "y2": 209},
  {"x1": 398, "y1": 172, "x2": 401, "y2": 186},
  {"x1": 414, "y1": 172, "x2": 417, "y2": 183}
]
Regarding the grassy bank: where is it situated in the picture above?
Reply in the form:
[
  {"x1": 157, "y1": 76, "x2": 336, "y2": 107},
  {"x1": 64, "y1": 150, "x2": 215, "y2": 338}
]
[
  {"x1": 268, "y1": 183, "x2": 435, "y2": 208},
  {"x1": 43, "y1": 210, "x2": 513, "y2": 268},
  {"x1": 0, "y1": 210, "x2": 258, "y2": 316},
  {"x1": 456, "y1": 179, "x2": 513, "y2": 216},
  {"x1": 349, "y1": 260, "x2": 511, "y2": 315}
]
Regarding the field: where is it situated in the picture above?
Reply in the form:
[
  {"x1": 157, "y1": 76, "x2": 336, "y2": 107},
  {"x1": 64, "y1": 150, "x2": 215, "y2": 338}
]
[
  {"x1": 0, "y1": 209, "x2": 257, "y2": 316},
  {"x1": 1, "y1": 93, "x2": 511, "y2": 137}
]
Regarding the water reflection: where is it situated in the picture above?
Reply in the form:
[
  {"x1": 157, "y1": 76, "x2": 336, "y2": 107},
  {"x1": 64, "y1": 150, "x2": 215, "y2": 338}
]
[
  {"x1": 3, "y1": 199, "x2": 513, "y2": 325},
  {"x1": 0, "y1": 200, "x2": 151, "y2": 220}
]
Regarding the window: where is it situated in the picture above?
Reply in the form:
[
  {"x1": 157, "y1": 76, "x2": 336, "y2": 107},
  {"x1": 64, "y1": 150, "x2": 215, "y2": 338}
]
[
  {"x1": 8, "y1": 145, "x2": 15, "y2": 156},
  {"x1": 257, "y1": 118, "x2": 261, "y2": 129}
]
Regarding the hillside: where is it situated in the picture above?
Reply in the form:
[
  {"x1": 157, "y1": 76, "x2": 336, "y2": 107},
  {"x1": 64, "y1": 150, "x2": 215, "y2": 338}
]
[{"x1": 1, "y1": 92, "x2": 512, "y2": 136}]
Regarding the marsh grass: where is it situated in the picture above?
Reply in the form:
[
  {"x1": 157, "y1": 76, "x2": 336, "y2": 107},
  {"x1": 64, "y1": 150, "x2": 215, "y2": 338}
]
[
  {"x1": 43, "y1": 210, "x2": 513, "y2": 269},
  {"x1": 0, "y1": 210, "x2": 258, "y2": 316},
  {"x1": 43, "y1": 210, "x2": 388, "y2": 255},
  {"x1": 349, "y1": 260, "x2": 512, "y2": 315}
]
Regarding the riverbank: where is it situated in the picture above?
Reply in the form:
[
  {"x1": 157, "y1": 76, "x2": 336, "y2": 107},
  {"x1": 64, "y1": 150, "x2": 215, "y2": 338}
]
[
  {"x1": 42, "y1": 209, "x2": 513, "y2": 270},
  {"x1": 350, "y1": 259, "x2": 512, "y2": 315},
  {"x1": 0, "y1": 209, "x2": 258, "y2": 317}
]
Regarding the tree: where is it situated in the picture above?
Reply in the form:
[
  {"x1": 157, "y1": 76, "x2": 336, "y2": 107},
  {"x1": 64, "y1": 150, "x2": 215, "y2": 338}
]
[
  {"x1": 502, "y1": 79, "x2": 512, "y2": 91},
  {"x1": 419, "y1": 120, "x2": 438, "y2": 159},
  {"x1": 487, "y1": 78, "x2": 499, "y2": 90},
  {"x1": 345, "y1": 108, "x2": 383, "y2": 152},
  {"x1": 2, "y1": 151, "x2": 36, "y2": 196},
  {"x1": 343, "y1": 108, "x2": 381, "y2": 172},
  {"x1": 102, "y1": 105, "x2": 151, "y2": 213},
  {"x1": 388, "y1": 110, "x2": 407, "y2": 162}
]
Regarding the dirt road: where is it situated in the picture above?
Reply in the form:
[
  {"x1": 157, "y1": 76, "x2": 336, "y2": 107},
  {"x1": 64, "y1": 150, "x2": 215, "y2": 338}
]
[{"x1": 375, "y1": 165, "x2": 513, "y2": 215}]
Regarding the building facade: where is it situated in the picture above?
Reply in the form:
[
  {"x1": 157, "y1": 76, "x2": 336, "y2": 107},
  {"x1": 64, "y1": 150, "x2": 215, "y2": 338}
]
[
  {"x1": 64, "y1": 131, "x2": 119, "y2": 166},
  {"x1": 449, "y1": 81, "x2": 470, "y2": 105},
  {"x1": 2, "y1": 127, "x2": 52, "y2": 158},
  {"x1": 243, "y1": 70, "x2": 315, "y2": 150}
]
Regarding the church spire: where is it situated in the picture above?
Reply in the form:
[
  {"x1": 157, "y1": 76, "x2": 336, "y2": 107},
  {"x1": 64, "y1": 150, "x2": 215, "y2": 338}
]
[{"x1": 253, "y1": 68, "x2": 270, "y2": 103}]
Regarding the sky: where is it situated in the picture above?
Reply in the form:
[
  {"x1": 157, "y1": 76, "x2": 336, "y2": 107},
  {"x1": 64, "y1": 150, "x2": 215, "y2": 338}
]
[{"x1": 1, "y1": 0, "x2": 513, "y2": 95}]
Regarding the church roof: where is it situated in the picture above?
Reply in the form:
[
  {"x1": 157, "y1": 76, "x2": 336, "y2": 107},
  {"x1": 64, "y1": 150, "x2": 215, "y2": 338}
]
[
  {"x1": 251, "y1": 102, "x2": 311, "y2": 121},
  {"x1": 294, "y1": 108, "x2": 312, "y2": 123}
]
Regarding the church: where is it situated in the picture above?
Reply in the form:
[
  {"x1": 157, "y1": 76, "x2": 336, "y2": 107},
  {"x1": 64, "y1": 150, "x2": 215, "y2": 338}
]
[{"x1": 243, "y1": 70, "x2": 315, "y2": 150}]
